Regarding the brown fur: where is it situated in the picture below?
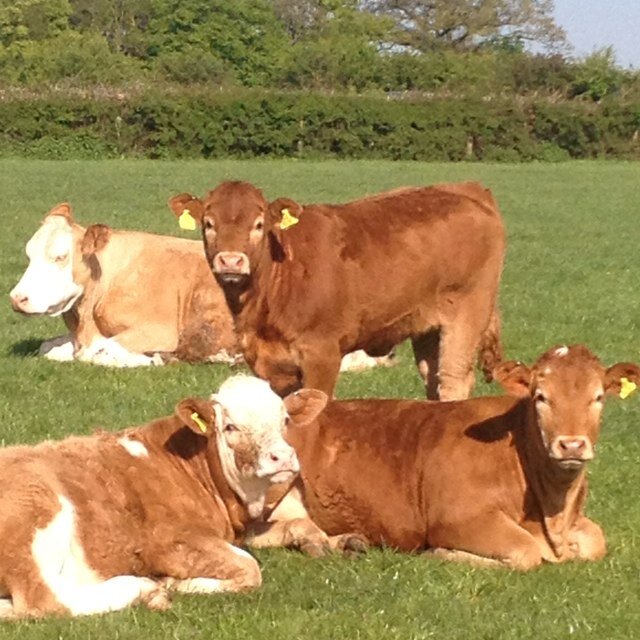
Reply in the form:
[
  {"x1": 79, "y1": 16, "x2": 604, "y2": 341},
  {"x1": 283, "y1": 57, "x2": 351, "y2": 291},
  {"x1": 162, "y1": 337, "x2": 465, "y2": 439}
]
[
  {"x1": 169, "y1": 181, "x2": 505, "y2": 398},
  {"x1": 262, "y1": 345, "x2": 640, "y2": 569}
]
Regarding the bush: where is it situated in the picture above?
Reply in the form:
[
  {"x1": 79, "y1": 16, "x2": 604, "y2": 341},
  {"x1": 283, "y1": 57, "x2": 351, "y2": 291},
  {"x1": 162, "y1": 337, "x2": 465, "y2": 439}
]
[{"x1": 0, "y1": 89, "x2": 638, "y2": 160}]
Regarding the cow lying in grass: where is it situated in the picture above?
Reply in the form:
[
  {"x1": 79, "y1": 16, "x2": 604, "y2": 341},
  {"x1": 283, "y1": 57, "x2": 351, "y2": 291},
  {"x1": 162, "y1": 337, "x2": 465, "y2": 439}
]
[
  {"x1": 9, "y1": 203, "x2": 238, "y2": 367},
  {"x1": 251, "y1": 345, "x2": 640, "y2": 570},
  {"x1": 9, "y1": 203, "x2": 394, "y2": 373},
  {"x1": 0, "y1": 375, "x2": 327, "y2": 619}
]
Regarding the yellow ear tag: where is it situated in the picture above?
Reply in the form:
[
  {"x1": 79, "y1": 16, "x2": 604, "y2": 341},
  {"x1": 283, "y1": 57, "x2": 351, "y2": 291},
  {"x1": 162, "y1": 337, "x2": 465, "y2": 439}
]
[
  {"x1": 191, "y1": 412, "x2": 208, "y2": 433},
  {"x1": 620, "y1": 377, "x2": 637, "y2": 400},
  {"x1": 279, "y1": 208, "x2": 299, "y2": 230},
  {"x1": 179, "y1": 209, "x2": 197, "y2": 231}
]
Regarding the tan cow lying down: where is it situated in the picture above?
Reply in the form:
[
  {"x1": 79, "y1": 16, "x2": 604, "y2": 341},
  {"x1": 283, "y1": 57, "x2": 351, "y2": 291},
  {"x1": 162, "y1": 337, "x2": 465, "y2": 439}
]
[
  {"x1": 0, "y1": 376, "x2": 326, "y2": 619},
  {"x1": 252, "y1": 345, "x2": 640, "y2": 570},
  {"x1": 9, "y1": 203, "x2": 238, "y2": 367},
  {"x1": 168, "y1": 181, "x2": 505, "y2": 399},
  {"x1": 9, "y1": 203, "x2": 393, "y2": 373}
]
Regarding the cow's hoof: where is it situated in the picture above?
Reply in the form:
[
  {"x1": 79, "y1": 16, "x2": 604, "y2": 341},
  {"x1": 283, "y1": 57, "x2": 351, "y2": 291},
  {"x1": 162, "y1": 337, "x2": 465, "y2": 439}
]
[
  {"x1": 336, "y1": 534, "x2": 369, "y2": 557},
  {"x1": 141, "y1": 583, "x2": 172, "y2": 611},
  {"x1": 299, "y1": 539, "x2": 332, "y2": 558}
]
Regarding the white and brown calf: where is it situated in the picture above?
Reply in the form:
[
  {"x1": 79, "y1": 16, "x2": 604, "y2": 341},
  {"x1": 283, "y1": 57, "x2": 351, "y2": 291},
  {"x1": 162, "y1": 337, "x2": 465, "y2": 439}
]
[{"x1": 0, "y1": 375, "x2": 327, "y2": 618}]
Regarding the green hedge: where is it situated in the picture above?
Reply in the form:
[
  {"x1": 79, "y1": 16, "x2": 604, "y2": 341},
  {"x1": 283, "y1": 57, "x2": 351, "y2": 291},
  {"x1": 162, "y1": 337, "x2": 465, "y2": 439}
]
[{"x1": 0, "y1": 90, "x2": 638, "y2": 160}]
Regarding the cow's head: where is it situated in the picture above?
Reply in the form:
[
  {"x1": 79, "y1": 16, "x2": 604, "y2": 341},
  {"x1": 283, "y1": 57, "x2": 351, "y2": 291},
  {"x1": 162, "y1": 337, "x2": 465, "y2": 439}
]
[
  {"x1": 10, "y1": 204, "x2": 82, "y2": 316},
  {"x1": 495, "y1": 345, "x2": 640, "y2": 471},
  {"x1": 168, "y1": 181, "x2": 267, "y2": 290},
  {"x1": 176, "y1": 375, "x2": 327, "y2": 517},
  {"x1": 9, "y1": 204, "x2": 110, "y2": 317}
]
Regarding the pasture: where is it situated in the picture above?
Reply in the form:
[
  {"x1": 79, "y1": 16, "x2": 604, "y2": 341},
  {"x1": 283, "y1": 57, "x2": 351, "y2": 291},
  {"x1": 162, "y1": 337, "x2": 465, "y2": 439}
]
[{"x1": 0, "y1": 159, "x2": 639, "y2": 639}]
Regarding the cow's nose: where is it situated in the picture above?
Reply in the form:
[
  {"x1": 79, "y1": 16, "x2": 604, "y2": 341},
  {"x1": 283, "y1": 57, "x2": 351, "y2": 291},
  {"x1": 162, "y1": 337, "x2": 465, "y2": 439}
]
[
  {"x1": 213, "y1": 252, "x2": 249, "y2": 274},
  {"x1": 10, "y1": 292, "x2": 28, "y2": 312},
  {"x1": 269, "y1": 447, "x2": 298, "y2": 471},
  {"x1": 557, "y1": 436, "x2": 588, "y2": 456}
]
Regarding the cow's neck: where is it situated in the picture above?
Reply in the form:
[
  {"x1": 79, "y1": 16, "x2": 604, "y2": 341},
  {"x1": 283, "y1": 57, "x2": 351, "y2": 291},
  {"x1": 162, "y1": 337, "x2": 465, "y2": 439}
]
[
  {"x1": 158, "y1": 420, "x2": 250, "y2": 540},
  {"x1": 518, "y1": 402, "x2": 588, "y2": 560}
]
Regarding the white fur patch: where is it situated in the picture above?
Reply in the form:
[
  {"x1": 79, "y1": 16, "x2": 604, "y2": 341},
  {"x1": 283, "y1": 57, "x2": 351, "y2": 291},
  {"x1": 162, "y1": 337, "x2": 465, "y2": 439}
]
[
  {"x1": 77, "y1": 337, "x2": 162, "y2": 368},
  {"x1": 118, "y1": 438, "x2": 149, "y2": 458},
  {"x1": 10, "y1": 216, "x2": 83, "y2": 316},
  {"x1": 31, "y1": 494, "x2": 158, "y2": 616},
  {"x1": 554, "y1": 346, "x2": 569, "y2": 357},
  {"x1": 40, "y1": 335, "x2": 75, "y2": 361},
  {"x1": 166, "y1": 578, "x2": 224, "y2": 594},
  {"x1": 228, "y1": 543, "x2": 253, "y2": 560}
]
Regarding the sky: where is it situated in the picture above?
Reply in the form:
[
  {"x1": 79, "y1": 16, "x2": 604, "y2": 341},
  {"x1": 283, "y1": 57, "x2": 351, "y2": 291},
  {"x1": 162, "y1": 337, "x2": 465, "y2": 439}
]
[{"x1": 553, "y1": 0, "x2": 640, "y2": 68}]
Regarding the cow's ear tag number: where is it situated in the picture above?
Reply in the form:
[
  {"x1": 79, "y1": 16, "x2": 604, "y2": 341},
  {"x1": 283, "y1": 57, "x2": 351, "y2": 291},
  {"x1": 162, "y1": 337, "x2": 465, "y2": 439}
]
[
  {"x1": 179, "y1": 209, "x2": 197, "y2": 231},
  {"x1": 280, "y1": 208, "x2": 299, "y2": 230},
  {"x1": 191, "y1": 412, "x2": 208, "y2": 433},
  {"x1": 619, "y1": 377, "x2": 637, "y2": 400}
]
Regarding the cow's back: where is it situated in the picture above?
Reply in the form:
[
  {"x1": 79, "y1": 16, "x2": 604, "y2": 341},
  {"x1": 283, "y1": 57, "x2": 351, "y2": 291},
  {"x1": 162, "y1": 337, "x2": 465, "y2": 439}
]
[
  {"x1": 288, "y1": 396, "x2": 522, "y2": 551},
  {"x1": 273, "y1": 187, "x2": 504, "y2": 351}
]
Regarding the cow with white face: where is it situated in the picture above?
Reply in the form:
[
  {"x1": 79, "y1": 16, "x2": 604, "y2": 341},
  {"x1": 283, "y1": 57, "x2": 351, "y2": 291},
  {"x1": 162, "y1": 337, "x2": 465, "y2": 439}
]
[
  {"x1": 0, "y1": 375, "x2": 327, "y2": 619},
  {"x1": 10, "y1": 213, "x2": 83, "y2": 318},
  {"x1": 9, "y1": 203, "x2": 238, "y2": 366}
]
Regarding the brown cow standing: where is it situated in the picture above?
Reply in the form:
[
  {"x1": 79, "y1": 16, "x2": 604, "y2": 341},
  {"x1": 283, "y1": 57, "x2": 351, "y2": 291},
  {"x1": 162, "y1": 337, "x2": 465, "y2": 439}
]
[
  {"x1": 168, "y1": 181, "x2": 505, "y2": 399},
  {"x1": 0, "y1": 375, "x2": 326, "y2": 618},
  {"x1": 250, "y1": 346, "x2": 640, "y2": 569}
]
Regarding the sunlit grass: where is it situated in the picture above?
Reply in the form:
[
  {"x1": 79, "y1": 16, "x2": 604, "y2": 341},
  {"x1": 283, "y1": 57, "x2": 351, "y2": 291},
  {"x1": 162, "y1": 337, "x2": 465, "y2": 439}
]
[{"x1": 0, "y1": 159, "x2": 639, "y2": 638}]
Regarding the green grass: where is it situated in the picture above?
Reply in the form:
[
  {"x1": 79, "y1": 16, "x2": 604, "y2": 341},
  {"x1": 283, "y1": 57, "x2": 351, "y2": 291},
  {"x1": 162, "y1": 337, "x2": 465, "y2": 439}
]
[{"x1": 0, "y1": 159, "x2": 639, "y2": 639}]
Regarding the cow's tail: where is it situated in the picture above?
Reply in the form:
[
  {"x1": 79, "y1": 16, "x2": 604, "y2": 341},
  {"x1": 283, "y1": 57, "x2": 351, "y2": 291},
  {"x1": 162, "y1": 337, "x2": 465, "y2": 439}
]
[{"x1": 477, "y1": 306, "x2": 503, "y2": 382}]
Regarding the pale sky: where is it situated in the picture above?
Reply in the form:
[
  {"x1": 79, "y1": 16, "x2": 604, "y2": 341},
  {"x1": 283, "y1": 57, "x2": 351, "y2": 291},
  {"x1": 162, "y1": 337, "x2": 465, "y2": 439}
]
[{"x1": 553, "y1": 0, "x2": 640, "y2": 68}]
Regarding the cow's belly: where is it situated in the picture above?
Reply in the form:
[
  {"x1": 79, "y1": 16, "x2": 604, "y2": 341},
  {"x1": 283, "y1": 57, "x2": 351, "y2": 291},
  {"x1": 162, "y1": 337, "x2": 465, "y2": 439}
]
[{"x1": 300, "y1": 474, "x2": 427, "y2": 551}]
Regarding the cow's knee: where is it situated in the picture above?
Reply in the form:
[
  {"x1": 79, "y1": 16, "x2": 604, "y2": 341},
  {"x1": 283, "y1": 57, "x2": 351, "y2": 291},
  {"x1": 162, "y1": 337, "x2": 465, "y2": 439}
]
[{"x1": 504, "y1": 546, "x2": 543, "y2": 571}]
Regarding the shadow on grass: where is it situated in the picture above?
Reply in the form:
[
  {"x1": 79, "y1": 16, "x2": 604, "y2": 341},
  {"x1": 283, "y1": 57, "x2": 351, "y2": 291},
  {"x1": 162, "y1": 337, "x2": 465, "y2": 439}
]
[{"x1": 8, "y1": 339, "x2": 41, "y2": 358}]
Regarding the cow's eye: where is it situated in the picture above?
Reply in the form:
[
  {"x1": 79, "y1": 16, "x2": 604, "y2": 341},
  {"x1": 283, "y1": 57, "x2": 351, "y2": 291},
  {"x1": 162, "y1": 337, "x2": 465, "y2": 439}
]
[
  {"x1": 54, "y1": 254, "x2": 67, "y2": 263},
  {"x1": 534, "y1": 391, "x2": 547, "y2": 404},
  {"x1": 594, "y1": 393, "x2": 604, "y2": 403},
  {"x1": 224, "y1": 423, "x2": 238, "y2": 433},
  {"x1": 254, "y1": 220, "x2": 264, "y2": 232},
  {"x1": 203, "y1": 218, "x2": 215, "y2": 231}
]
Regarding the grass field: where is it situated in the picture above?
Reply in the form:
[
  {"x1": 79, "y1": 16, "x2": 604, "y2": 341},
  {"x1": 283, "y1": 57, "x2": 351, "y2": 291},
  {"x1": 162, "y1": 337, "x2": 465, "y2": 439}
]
[{"x1": 0, "y1": 159, "x2": 639, "y2": 639}]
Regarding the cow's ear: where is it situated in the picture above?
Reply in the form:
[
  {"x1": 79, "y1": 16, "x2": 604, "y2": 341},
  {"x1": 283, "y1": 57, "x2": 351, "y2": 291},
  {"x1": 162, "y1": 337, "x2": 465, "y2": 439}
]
[
  {"x1": 284, "y1": 389, "x2": 328, "y2": 427},
  {"x1": 175, "y1": 397, "x2": 217, "y2": 437},
  {"x1": 493, "y1": 361, "x2": 532, "y2": 397},
  {"x1": 267, "y1": 198, "x2": 303, "y2": 233},
  {"x1": 46, "y1": 202, "x2": 74, "y2": 224},
  {"x1": 81, "y1": 224, "x2": 111, "y2": 257},
  {"x1": 168, "y1": 193, "x2": 205, "y2": 230},
  {"x1": 604, "y1": 362, "x2": 640, "y2": 398}
]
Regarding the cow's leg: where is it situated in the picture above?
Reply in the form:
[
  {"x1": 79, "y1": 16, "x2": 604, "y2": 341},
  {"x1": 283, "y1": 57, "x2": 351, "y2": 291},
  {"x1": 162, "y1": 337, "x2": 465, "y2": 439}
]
[
  {"x1": 5, "y1": 494, "x2": 168, "y2": 618},
  {"x1": 425, "y1": 548, "x2": 504, "y2": 568},
  {"x1": 568, "y1": 516, "x2": 606, "y2": 561},
  {"x1": 299, "y1": 341, "x2": 342, "y2": 397},
  {"x1": 438, "y1": 293, "x2": 497, "y2": 400},
  {"x1": 77, "y1": 336, "x2": 162, "y2": 367},
  {"x1": 39, "y1": 334, "x2": 74, "y2": 361},
  {"x1": 152, "y1": 536, "x2": 261, "y2": 594},
  {"x1": 429, "y1": 513, "x2": 544, "y2": 570},
  {"x1": 411, "y1": 329, "x2": 440, "y2": 400}
]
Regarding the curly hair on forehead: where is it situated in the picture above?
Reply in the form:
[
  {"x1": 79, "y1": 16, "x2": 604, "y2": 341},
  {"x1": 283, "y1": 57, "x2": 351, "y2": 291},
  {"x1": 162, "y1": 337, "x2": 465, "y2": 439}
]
[{"x1": 534, "y1": 344, "x2": 603, "y2": 371}]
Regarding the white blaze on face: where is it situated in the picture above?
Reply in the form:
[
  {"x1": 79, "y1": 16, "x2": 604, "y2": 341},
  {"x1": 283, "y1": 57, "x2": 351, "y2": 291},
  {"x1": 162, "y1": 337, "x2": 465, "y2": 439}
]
[
  {"x1": 10, "y1": 216, "x2": 84, "y2": 316},
  {"x1": 212, "y1": 375, "x2": 298, "y2": 516}
]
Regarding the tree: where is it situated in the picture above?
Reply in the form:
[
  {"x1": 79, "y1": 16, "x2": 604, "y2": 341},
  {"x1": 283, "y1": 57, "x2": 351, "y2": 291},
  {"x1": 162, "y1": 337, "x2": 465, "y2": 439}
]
[
  {"x1": 362, "y1": 0, "x2": 567, "y2": 53},
  {"x1": 0, "y1": 0, "x2": 71, "y2": 47}
]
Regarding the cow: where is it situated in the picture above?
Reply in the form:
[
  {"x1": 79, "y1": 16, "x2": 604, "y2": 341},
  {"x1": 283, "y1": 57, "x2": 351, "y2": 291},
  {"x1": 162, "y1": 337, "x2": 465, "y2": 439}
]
[
  {"x1": 248, "y1": 345, "x2": 640, "y2": 570},
  {"x1": 9, "y1": 203, "x2": 238, "y2": 367},
  {"x1": 0, "y1": 375, "x2": 327, "y2": 619},
  {"x1": 9, "y1": 203, "x2": 394, "y2": 374},
  {"x1": 168, "y1": 180, "x2": 505, "y2": 399}
]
